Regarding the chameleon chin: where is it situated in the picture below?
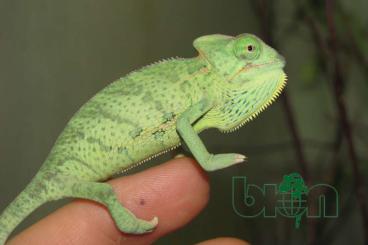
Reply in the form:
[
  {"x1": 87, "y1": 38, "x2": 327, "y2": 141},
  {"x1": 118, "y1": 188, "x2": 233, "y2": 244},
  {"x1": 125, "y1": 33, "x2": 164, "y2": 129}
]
[{"x1": 0, "y1": 33, "x2": 286, "y2": 244}]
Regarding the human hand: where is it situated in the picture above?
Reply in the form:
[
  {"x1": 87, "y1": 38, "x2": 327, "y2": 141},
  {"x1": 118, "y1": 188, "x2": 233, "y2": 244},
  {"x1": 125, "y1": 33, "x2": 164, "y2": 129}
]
[{"x1": 8, "y1": 157, "x2": 248, "y2": 245}]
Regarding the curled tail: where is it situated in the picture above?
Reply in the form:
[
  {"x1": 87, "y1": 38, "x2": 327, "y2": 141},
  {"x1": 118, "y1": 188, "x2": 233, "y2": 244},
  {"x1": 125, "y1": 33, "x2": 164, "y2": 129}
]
[{"x1": 0, "y1": 177, "x2": 48, "y2": 245}]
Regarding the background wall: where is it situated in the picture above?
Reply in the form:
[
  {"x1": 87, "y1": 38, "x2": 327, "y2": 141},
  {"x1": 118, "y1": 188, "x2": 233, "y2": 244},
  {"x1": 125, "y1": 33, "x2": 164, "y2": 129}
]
[{"x1": 0, "y1": 0, "x2": 367, "y2": 244}]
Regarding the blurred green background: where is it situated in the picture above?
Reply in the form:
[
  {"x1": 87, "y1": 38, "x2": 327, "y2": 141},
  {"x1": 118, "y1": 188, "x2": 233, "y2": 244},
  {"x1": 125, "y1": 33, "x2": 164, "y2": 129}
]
[{"x1": 0, "y1": 0, "x2": 367, "y2": 244}]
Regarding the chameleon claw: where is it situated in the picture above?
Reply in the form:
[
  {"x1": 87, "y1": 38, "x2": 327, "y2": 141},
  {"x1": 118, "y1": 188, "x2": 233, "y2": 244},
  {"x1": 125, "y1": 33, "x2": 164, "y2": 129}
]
[
  {"x1": 142, "y1": 216, "x2": 158, "y2": 233},
  {"x1": 150, "y1": 216, "x2": 159, "y2": 226},
  {"x1": 131, "y1": 216, "x2": 159, "y2": 234},
  {"x1": 234, "y1": 154, "x2": 247, "y2": 164},
  {"x1": 174, "y1": 154, "x2": 185, "y2": 159}
]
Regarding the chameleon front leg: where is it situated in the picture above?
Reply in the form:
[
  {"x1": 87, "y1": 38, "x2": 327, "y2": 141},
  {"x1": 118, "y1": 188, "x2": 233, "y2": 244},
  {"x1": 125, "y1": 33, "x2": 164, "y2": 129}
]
[
  {"x1": 176, "y1": 98, "x2": 246, "y2": 171},
  {"x1": 65, "y1": 181, "x2": 158, "y2": 234}
]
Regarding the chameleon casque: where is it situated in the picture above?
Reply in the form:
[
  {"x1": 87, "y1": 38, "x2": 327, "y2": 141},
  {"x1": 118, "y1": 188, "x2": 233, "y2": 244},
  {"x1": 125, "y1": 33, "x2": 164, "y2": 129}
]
[{"x1": 0, "y1": 33, "x2": 286, "y2": 244}]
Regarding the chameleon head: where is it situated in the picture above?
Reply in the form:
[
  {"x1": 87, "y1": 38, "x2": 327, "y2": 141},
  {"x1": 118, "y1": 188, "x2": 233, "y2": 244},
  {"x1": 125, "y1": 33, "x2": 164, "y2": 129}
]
[{"x1": 194, "y1": 33, "x2": 287, "y2": 132}]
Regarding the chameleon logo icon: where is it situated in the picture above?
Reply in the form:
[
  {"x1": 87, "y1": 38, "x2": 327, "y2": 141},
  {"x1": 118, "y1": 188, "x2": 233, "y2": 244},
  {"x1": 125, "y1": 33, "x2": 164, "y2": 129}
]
[{"x1": 277, "y1": 173, "x2": 309, "y2": 228}]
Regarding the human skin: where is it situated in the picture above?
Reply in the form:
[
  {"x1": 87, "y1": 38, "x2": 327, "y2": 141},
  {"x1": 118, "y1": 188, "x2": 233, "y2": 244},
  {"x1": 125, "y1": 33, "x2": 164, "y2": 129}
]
[{"x1": 7, "y1": 157, "x2": 248, "y2": 245}]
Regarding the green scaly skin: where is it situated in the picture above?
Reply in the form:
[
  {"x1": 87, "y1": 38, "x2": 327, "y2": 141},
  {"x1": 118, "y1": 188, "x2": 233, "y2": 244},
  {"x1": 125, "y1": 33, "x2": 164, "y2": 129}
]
[{"x1": 0, "y1": 33, "x2": 286, "y2": 244}]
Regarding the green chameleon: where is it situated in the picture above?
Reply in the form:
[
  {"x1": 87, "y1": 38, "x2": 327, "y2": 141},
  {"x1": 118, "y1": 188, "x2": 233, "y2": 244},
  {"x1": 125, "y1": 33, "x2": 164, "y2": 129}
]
[{"x1": 0, "y1": 33, "x2": 286, "y2": 244}]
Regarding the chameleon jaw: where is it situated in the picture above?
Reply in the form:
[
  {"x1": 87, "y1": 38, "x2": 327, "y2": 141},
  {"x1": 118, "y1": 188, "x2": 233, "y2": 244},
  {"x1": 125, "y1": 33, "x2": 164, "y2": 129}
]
[{"x1": 220, "y1": 72, "x2": 287, "y2": 133}]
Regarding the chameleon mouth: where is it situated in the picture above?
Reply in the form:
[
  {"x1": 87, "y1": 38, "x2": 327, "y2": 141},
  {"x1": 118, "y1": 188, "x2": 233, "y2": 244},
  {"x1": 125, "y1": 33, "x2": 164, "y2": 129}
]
[
  {"x1": 245, "y1": 57, "x2": 285, "y2": 72},
  {"x1": 220, "y1": 72, "x2": 287, "y2": 133},
  {"x1": 227, "y1": 58, "x2": 285, "y2": 83}
]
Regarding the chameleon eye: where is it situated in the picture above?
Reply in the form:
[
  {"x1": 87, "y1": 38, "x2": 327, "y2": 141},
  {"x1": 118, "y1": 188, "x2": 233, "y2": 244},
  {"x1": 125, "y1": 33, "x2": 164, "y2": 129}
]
[{"x1": 233, "y1": 35, "x2": 261, "y2": 60}]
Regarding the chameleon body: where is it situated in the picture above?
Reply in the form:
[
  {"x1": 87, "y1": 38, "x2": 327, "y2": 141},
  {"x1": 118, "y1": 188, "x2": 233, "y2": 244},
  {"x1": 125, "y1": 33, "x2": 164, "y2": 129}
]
[{"x1": 0, "y1": 33, "x2": 286, "y2": 244}]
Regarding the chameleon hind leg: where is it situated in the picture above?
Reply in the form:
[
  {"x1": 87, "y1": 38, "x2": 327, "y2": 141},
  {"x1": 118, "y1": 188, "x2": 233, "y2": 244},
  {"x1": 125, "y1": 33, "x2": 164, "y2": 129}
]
[
  {"x1": 64, "y1": 180, "x2": 158, "y2": 234},
  {"x1": 177, "y1": 98, "x2": 246, "y2": 171}
]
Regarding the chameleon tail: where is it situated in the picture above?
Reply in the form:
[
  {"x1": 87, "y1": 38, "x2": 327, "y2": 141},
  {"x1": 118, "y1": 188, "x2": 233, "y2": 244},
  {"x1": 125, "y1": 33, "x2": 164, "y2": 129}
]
[{"x1": 0, "y1": 177, "x2": 48, "y2": 245}]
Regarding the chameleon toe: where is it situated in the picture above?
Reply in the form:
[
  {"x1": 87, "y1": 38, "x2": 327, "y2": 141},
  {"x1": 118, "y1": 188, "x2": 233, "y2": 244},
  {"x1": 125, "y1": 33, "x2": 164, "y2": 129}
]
[{"x1": 234, "y1": 154, "x2": 247, "y2": 164}]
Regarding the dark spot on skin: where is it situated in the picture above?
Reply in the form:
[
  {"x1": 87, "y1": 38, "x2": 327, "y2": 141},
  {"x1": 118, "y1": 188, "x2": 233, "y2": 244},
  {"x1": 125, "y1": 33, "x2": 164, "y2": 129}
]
[{"x1": 139, "y1": 199, "x2": 145, "y2": 206}]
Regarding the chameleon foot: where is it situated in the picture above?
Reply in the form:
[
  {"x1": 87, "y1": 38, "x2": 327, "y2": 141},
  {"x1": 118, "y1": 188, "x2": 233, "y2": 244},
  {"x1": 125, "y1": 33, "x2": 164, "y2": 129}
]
[
  {"x1": 202, "y1": 153, "x2": 246, "y2": 171},
  {"x1": 63, "y1": 181, "x2": 159, "y2": 234},
  {"x1": 113, "y1": 208, "x2": 158, "y2": 234},
  {"x1": 134, "y1": 216, "x2": 158, "y2": 233}
]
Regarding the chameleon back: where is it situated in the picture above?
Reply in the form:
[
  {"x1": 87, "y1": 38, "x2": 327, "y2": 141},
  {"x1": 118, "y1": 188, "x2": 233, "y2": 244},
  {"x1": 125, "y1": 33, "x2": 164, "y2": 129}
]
[{"x1": 41, "y1": 57, "x2": 212, "y2": 181}]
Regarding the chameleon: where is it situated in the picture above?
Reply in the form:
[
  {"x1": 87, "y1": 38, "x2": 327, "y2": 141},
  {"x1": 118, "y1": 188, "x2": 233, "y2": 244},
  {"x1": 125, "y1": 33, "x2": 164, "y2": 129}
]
[{"x1": 0, "y1": 33, "x2": 286, "y2": 244}]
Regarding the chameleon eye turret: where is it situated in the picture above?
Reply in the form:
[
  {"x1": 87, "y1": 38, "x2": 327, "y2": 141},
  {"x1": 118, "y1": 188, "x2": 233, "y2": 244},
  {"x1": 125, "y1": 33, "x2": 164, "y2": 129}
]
[{"x1": 233, "y1": 34, "x2": 262, "y2": 60}]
